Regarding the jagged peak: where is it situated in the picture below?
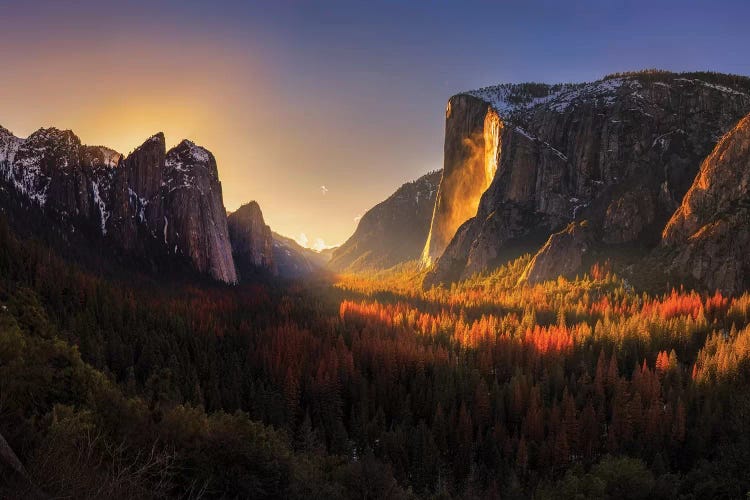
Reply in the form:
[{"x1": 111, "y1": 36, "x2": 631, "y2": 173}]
[
  {"x1": 25, "y1": 127, "x2": 81, "y2": 147},
  {"x1": 234, "y1": 200, "x2": 262, "y2": 213},
  {"x1": 145, "y1": 132, "x2": 165, "y2": 144},
  {"x1": 168, "y1": 139, "x2": 213, "y2": 165},
  {"x1": 123, "y1": 133, "x2": 167, "y2": 167},
  {"x1": 228, "y1": 201, "x2": 267, "y2": 231},
  {"x1": 229, "y1": 201, "x2": 266, "y2": 224},
  {"x1": 164, "y1": 140, "x2": 217, "y2": 184},
  {"x1": 127, "y1": 132, "x2": 166, "y2": 156},
  {"x1": 0, "y1": 125, "x2": 122, "y2": 167},
  {"x1": 0, "y1": 125, "x2": 17, "y2": 138}
]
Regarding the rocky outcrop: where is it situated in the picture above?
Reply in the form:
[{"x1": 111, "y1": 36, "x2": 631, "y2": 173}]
[
  {"x1": 0, "y1": 126, "x2": 237, "y2": 283},
  {"x1": 227, "y1": 201, "x2": 276, "y2": 277},
  {"x1": 421, "y1": 99, "x2": 499, "y2": 265},
  {"x1": 0, "y1": 126, "x2": 23, "y2": 168},
  {"x1": 518, "y1": 221, "x2": 594, "y2": 285},
  {"x1": 330, "y1": 170, "x2": 441, "y2": 271},
  {"x1": 161, "y1": 140, "x2": 237, "y2": 283},
  {"x1": 424, "y1": 71, "x2": 750, "y2": 286},
  {"x1": 661, "y1": 113, "x2": 750, "y2": 294}
]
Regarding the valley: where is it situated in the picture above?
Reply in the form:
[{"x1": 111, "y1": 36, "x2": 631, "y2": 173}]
[{"x1": 2, "y1": 69, "x2": 750, "y2": 498}]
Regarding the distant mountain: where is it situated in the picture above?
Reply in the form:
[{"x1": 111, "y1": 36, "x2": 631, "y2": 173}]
[
  {"x1": 272, "y1": 232, "x2": 331, "y2": 278},
  {"x1": 0, "y1": 126, "x2": 237, "y2": 283},
  {"x1": 329, "y1": 170, "x2": 441, "y2": 272},
  {"x1": 422, "y1": 71, "x2": 750, "y2": 288},
  {"x1": 227, "y1": 201, "x2": 276, "y2": 278}
]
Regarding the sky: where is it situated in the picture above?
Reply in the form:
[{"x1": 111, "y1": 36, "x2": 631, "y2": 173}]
[{"x1": 1, "y1": 1, "x2": 749, "y2": 249}]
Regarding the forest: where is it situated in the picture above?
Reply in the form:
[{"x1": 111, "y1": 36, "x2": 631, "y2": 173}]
[{"x1": 1, "y1": 216, "x2": 749, "y2": 499}]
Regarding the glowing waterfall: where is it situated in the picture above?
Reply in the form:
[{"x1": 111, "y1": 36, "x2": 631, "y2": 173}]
[{"x1": 421, "y1": 106, "x2": 501, "y2": 266}]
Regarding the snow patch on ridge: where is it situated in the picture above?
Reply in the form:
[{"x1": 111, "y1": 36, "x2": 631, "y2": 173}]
[
  {"x1": 4, "y1": 154, "x2": 50, "y2": 207},
  {"x1": 93, "y1": 146, "x2": 122, "y2": 168},
  {"x1": 128, "y1": 188, "x2": 150, "y2": 223},
  {"x1": 164, "y1": 141, "x2": 212, "y2": 196},
  {"x1": 0, "y1": 129, "x2": 22, "y2": 167},
  {"x1": 184, "y1": 140, "x2": 211, "y2": 163},
  {"x1": 464, "y1": 78, "x2": 633, "y2": 118}
]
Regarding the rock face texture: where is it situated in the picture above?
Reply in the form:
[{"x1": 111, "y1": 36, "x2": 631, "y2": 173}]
[
  {"x1": 0, "y1": 126, "x2": 237, "y2": 283},
  {"x1": 227, "y1": 201, "x2": 276, "y2": 277},
  {"x1": 518, "y1": 221, "x2": 594, "y2": 285},
  {"x1": 161, "y1": 140, "x2": 237, "y2": 283},
  {"x1": 661, "y1": 113, "x2": 750, "y2": 294},
  {"x1": 330, "y1": 170, "x2": 442, "y2": 271},
  {"x1": 424, "y1": 72, "x2": 750, "y2": 287},
  {"x1": 421, "y1": 100, "x2": 500, "y2": 265}
]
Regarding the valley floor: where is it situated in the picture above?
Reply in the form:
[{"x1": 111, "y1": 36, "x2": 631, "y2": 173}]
[{"x1": 1, "y1": 223, "x2": 749, "y2": 498}]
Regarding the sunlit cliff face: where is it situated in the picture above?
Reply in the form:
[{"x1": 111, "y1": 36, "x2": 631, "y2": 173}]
[{"x1": 421, "y1": 104, "x2": 501, "y2": 265}]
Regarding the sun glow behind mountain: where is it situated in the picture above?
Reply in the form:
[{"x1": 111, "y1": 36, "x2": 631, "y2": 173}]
[
  {"x1": 2, "y1": 0, "x2": 749, "y2": 262},
  {"x1": 0, "y1": 10, "x2": 414, "y2": 249}
]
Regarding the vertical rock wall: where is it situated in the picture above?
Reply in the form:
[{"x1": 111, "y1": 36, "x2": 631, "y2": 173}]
[
  {"x1": 424, "y1": 74, "x2": 750, "y2": 287},
  {"x1": 0, "y1": 127, "x2": 238, "y2": 284},
  {"x1": 421, "y1": 95, "x2": 500, "y2": 265}
]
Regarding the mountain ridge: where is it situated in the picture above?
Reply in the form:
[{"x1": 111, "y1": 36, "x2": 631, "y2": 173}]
[
  {"x1": 0, "y1": 126, "x2": 237, "y2": 283},
  {"x1": 330, "y1": 169, "x2": 442, "y2": 272},
  {"x1": 272, "y1": 231, "x2": 332, "y2": 278},
  {"x1": 227, "y1": 201, "x2": 276, "y2": 278},
  {"x1": 423, "y1": 70, "x2": 750, "y2": 289}
]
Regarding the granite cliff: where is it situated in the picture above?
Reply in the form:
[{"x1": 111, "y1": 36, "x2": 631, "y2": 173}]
[
  {"x1": 661, "y1": 113, "x2": 750, "y2": 294},
  {"x1": 423, "y1": 71, "x2": 750, "y2": 287},
  {"x1": 0, "y1": 126, "x2": 237, "y2": 283},
  {"x1": 227, "y1": 201, "x2": 276, "y2": 278}
]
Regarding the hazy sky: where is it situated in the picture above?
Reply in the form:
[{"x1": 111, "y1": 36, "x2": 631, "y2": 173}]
[{"x1": 1, "y1": 1, "x2": 748, "y2": 248}]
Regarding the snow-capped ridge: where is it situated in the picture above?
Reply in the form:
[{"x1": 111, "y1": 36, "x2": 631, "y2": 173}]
[
  {"x1": 461, "y1": 71, "x2": 750, "y2": 120},
  {"x1": 462, "y1": 78, "x2": 632, "y2": 118},
  {"x1": 170, "y1": 139, "x2": 213, "y2": 165},
  {"x1": 0, "y1": 124, "x2": 237, "y2": 284},
  {"x1": 425, "y1": 70, "x2": 750, "y2": 287}
]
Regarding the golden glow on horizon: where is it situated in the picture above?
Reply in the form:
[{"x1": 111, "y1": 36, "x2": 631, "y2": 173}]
[
  {"x1": 87, "y1": 97, "x2": 221, "y2": 155},
  {"x1": 0, "y1": 30, "x2": 436, "y2": 251}
]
